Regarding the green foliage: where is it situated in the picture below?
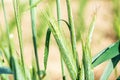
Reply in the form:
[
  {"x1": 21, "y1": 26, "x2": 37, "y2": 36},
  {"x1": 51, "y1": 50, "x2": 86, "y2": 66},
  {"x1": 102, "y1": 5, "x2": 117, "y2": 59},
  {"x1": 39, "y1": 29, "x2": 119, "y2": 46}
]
[
  {"x1": 49, "y1": 18, "x2": 77, "y2": 80},
  {"x1": 92, "y1": 40, "x2": 120, "y2": 67},
  {"x1": 44, "y1": 28, "x2": 51, "y2": 71},
  {"x1": 13, "y1": 0, "x2": 27, "y2": 79},
  {"x1": 0, "y1": 0, "x2": 120, "y2": 80},
  {"x1": 0, "y1": 67, "x2": 13, "y2": 74},
  {"x1": 100, "y1": 54, "x2": 120, "y2": 80},
  {"x1": 29, "y1": 0, "x2": 41, "y2": 79}
]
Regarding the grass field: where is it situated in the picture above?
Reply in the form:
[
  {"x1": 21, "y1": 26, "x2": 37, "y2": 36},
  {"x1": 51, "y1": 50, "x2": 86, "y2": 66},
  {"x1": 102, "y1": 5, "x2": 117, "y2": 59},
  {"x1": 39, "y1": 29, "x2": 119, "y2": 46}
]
[{"x1": 0, "y1": 0, "x2": 120, "y2": 80}]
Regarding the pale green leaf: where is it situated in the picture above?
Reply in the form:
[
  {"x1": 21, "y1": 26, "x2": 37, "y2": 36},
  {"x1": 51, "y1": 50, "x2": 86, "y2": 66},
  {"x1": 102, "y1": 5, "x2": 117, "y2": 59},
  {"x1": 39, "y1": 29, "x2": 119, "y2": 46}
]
[{"x1": 100, "y1": 54, "x2": 120, "y2": 80}]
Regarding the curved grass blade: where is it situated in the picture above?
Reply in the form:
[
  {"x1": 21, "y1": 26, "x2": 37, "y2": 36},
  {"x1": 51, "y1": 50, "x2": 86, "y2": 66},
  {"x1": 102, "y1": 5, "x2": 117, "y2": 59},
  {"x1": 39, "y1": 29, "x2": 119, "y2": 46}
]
[
  {"x1": 42, "y1": 6, "x2": 77, "y2": 80},
  {"x1": 0, "y1": 67, "x2": 13, "y2": 74},
  {"x1": 60, "y1": 19, "x2": 80, "y2": 80},
  {"x1": 44, "y1": 28, "x2": 51, "y2": 71},
  {"x1": 92, "y1": 40, "x2": 120, "y2": 67},
  {"x1": 100, "y1": 54, "x2": 120, "y2": 80},
  {"x1": 65, "y1": 0, "x2": 79, "y2": 72},
  {"x1": 49, "y1": 19, "x2": 77, "y2": 80},
  {"x1": 65, "y1": 1, "x2": 81, "y2": 79},
  {"x1": 59, "y1": 19, "x2": 70, "y2": 31}
]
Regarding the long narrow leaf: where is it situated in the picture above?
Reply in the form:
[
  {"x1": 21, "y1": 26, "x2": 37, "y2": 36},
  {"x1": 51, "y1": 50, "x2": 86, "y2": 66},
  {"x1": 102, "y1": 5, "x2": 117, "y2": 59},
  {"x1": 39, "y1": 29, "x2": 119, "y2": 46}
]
[
  {"x1": 82, "y1": 14, "x2": 96, "y2": 80},
  {"x1": 65, "y1": 0, "x2": 79, "y2": 71},
  {"x1": 1, "y1": 0, "x2": 17, "y2": 80},
  {"x1": 29, "y1": 0, "x2": 41, "y2": 79},
  {"x1": 49, "y1": 18, "x2": 77, "y2": 80},
  {"x1": 56, "y1": 0, "x2": 66, "y2": 79},
  {"x1": 92, "y1": 40, "x2": 120, "y2": 67},
  {"x1": 100, "y1": 54, "x2": 120, "y2": 80},
  {"x1": 12, "y1": 0, "x2": 27, "y2": 79},
  {"x1": 44, "y1": 28, "x2": 51, "y2": 71}
]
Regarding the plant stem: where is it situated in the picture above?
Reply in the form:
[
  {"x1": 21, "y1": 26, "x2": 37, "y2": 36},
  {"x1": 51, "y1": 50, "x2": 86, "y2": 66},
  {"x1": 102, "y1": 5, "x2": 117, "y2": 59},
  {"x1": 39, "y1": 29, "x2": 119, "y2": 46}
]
[
  {"x1": 65, "y1": 0, "x2": 77, "y2": 57},
  {"x1": 56, "y1": 0, "x2": 66, "y2": 80},
  {"x1": 12, "y1": 0, "x2": 27, "y2": 79},
  {"x1": 29, "y1": 0, "x2": 41, "y2": 80},
  {"x1": 65, "y1": 0, "x2": 80, "y2": 79},
  {"x1": 1, "y1": 0, "x2": 17, "y2": 80}
]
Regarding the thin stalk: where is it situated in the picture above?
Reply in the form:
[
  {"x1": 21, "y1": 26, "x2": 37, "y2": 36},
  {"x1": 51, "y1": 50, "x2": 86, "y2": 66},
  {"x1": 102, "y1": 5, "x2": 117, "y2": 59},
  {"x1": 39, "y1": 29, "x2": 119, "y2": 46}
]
[
  {"x1": 66, "y1": 0, "x2": 77, "y2": 57},
  {"x1": 12, "y1": 0, "x2": 27, "y2": 79},
  {"x1": 65, "y1": 0, "x2": 80, "y2": 79},
  {"x1": 29, "y1": 0, "x2": 41, "y2": 80},
  {"x1": 56, "y1": 0, "x2": 66, "y2": 80},
  {"x1": 1, "y1": 0, "x2": 17, "y2": 80}
]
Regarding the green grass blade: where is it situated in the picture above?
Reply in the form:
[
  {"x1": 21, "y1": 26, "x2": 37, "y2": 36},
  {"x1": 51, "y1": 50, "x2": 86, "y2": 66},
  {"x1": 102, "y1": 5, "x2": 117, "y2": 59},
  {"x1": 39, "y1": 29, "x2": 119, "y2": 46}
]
[
  {"x1": 82, "y1": 14, "x2": 96, "y2": 80},
  {"x1": 65, "y1": 0, "x2": 79, "y2": 68},
  {"x1": 92, "y1": 40, "x2": 120, "y2": 67},
  {"x1": 65, "y1": 1, "x2": 80, "y2": 79},
  {"x1": 49, "y1": 19, "x2": 77, "y2": 80},
  {"x1": 10, "y1": 56, "x2": 17, "y2": 80},
  {"x1": 82, "y1": 46, "x2": 94, "y2": 80},
  {"x1": 44, "y1": 28, "x2": 51, "y2": 71},
  {"x1": 80, "y1": 64, "x2": 85, "y2": 80},
  {"x1": 87, "y1": 14, "x2": 96, "y2": 46},
  {"x1": 0, "y1": 67, "x2": 13, "y2": 74},
  {"x1": 100, "y1": 54, "x2": 120, "y2": 80},
  {"x1": 56, "y1": 0, "x2": 61, "y2": 27},
  {"x1": 31, "y1": 57, "x2": 38, "y2": 80},
  {"x1": 1, "y1": 0, "x2": 12, "y2": 56},
  {"x1": 60, "y1": 19, "x2": 70, "y2": 30},
  {"x1": 12, "y1": 0, "x2": 27, "y2": 79},
  {"x1": 60, "y1": 19, "x2": 81, "y2": 79},
  {"x1": 56, "y1": 0, "x2": 66, "y2": 79},
  {"x1": 1, "y1": 0, "x2": 17, "y2": 79},
  {"x1": 29, "y1": 0, "x2": 41, "y2": 79}
]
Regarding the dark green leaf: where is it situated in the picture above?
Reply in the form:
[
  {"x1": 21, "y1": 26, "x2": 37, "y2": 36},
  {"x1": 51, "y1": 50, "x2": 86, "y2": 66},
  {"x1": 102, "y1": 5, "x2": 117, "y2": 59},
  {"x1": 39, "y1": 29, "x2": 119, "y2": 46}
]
[
  {"x1": 60, "y1": 19, "x2": 71, "y2": 31},
  {"x1": 44, "y1": 28, "x2": 51, "y2": 71},
  {"x1": 0, "y1": 67, "x2": 13, "y2": 74},
  {"x1": 116, "y1": 76, "x2": 120, "y2": 80},
  {"x1": 92, "y1": 40, "x2": 120, "y2": 67}
]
